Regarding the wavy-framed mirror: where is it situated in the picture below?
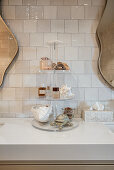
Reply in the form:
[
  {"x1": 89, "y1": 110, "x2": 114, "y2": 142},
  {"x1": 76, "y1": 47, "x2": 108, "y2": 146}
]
[
  {"x1": 97, "y1": 0, "x2": 114, "y2": 88},
  {"x1": 0, "y1": 5, "x2": 18, "y2": 86}
]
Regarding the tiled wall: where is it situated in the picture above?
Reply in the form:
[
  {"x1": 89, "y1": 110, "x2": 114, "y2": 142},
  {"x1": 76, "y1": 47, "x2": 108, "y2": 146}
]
[{"x1": 0, "y1": 0, "x2": 114, "y2": 118}]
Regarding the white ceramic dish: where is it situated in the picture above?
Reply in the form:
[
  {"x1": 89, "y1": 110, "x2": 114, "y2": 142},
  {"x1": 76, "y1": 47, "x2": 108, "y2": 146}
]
[{"x1": 31, "y1": 104, "x2": 52, "y2": 123}]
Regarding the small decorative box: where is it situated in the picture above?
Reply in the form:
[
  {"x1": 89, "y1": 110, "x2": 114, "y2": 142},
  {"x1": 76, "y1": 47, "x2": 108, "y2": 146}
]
[{"x1": 82, "y1": 110, "x2": 114, "y2": 122}]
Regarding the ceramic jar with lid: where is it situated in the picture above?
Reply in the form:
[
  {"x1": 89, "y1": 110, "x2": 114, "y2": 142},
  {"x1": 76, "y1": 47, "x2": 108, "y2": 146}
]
[{"x1": 40, "y1": 57, "x2": 52, "y2": 70}]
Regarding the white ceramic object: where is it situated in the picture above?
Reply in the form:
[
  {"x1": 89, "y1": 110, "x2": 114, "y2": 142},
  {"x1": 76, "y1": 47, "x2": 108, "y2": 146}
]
[
  {"x1": 31, "y1": 105, "x2": 52, "y2": 123},
  {"x1": 60, "y1": 85, "x2": 74, "y2": 99},
  {"x1": 82, "y1": 110, "x2": 113, "y2": 122},
  {"x1": 90, "y1": 102, "x2": 104, "y2": 111}
]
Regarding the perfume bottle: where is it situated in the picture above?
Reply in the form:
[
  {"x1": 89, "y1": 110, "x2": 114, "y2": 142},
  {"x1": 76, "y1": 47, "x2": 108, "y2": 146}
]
[
  {"x1": 38, "y1": 84, "x2": 46, "y2": 97},
  {"x1": 52, "y1": 87, "x2": 60, "y2": 99},
  {"x1": 46, "y1": 86, "x2": 51, "y2": 98}
]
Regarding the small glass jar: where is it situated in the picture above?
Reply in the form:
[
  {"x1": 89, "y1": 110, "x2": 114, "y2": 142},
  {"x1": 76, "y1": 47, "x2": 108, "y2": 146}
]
[
  {"x1": 40, "y1": 57, "x2": 52, "y2": 70},
  {"x1": 46, "y1": 86, "x2": 51, "y2": 98},
  {"x1": 52, "y1": 87, "x2": 60, "y2": 99},
  {"x1": 38, "y1": 85, "x2": 46, "y2": 97}
]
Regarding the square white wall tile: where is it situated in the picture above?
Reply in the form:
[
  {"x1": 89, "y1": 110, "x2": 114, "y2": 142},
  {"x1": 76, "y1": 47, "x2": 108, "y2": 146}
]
[
  {"x1": 92, "y1": 74, "x2": 104, "y2": 87},
  {"x1": 65, "y1": 20, "x2": 78, "y2": 33},
  {"x1": 15, "y1": 88, "x2": 29, "y2": 100},
  {"x1": 78, "y1": 74, "x2": 91, "y2": 87},
  {"x1": 57, "y1": 6, "x2": 71, "y2": 19},
  {"x1": 2, "y1": 6, "x2": 15, "y2": 19},
  {"x1": 73, "y1": 87, "x2": 85, "y2": 100},
  {"x1": 30, "y1": 33, "x2": 43, "y2": 46},
  {"x1": 37, "y1": 47, "x2": 50, "y2": 58},
  {"x1": 65, "y1": 47, "x2": 78, "y2": 60},
  {"x1": 64, "y1": 0, "x2": 77, "y2": 5},
  {"x1": 2, "y1": 88, "x2": 15, "y2": 100},
  {"x1": 44, "y1": 6, "x2": 57, "y2": 19},
  {"x1": 30, "y1": 60, "x2": 40, "y2": 73},
  {"x1": 78, "y1": 0, "x2": 91, "y2": 6},
  {"x1": 72, "y1": 61, "x2": 85, "y2": 73},
  {"x1": 53, "y1": 74, "x2": 65, "y2": 87},
  {"x1": 23, "y1": 0, "x2": 37, "y2": 5},
  {"x1": 44, "y1": 33, "x2": 57, "y2": 45},
  {"x1": 85, "y1": 34, "x2": 98, "y2": 47},
  {"x1": 30, "y1": 6, "x2": 43, "y2": 19},
  {"x1": 78, "y1": 47, "x2": 91, "y2": 61},
  {"x1": 16, "y1": 47, "x2": 23, "y2": 61},
  {"x1": 15, "y1": 33, "x2": 29, "y2": 46},
  {"x1": 92, "y1": 60, "x2": 99, "y2": 74},
  {"x1": 58, "y1": 47, "x2": 65, "y2": 61},
  {"x1": 15, "y1": 61, "x2": 30, "y2": 73},
  {"x1": 99, "y1": 88, "x2": 112, "y2": 100},
  {"x1": 92, "y1": 47, "x2": 99, "y2": 60},
  {"x1": 9, "y1": 74, "x2": 23, "y2": 87},
  {"x1": 85, "y1": 88, "x2": 99, "y2": 101},
  {"x1": 37, "y1": 20, "x2": 51, "y2": 32},
  {"x1": 37, "y1": 0, "x2": 50, "y2": 5},
  {"x1": 9, "y1": 0, "x2": 22, "y2": 5},
  {"x1": 50, "y1": 0, "x2": 64, "y2": 6},
  {"x1": 22, "y1": 100, "x2": 36, "y2": 115},
  {"x1": 0, "y1": 101, "x2": 9, "y2": 114},
  {"x1": 72, "y1": 34, "x2": 85, "y2": 46},
  {"x1": 92, "y1": 0, "x2": 106, "y2": 6},
  {"x1": 65, "y1": 74, "x2": 78, "y2": 87},
  {"x1": 36, "y1": 74, "x2": 51, "y2": 86},
  {"x1": 9, "y1": 101, "x2": 23, "y2": 114},
  {"x1": 23, "y1": 47, "x2": 37, "y2": 60},
  {"x1": 71, "y1": 6, "x2": 84, "y2": 19},
  {"x1": 15, "y1": 6, "x2": 29, "y2": 19},
  {"x1": 84, "y1": 61, "x2": 93, "y2": 74},
  {"x1": 58, "y1": 33, "x2": 71, "y2": 46},
  {"x1": 51, "y1": 20, "x2": 64, "y2": 33},
  {"x1": 79, "y1": 20, "x2": 98, "y2": 33},
  {"x1": 9, "y1": 20, "x2": 24, "y2": 33},
  {"x1": 23, "y1": 74, "x2": 36, "y2": 87},
  {"x1": 24, "y1": 20, "x2": 37, "y2": 33},
  {"x1": 85, "y1": 6, "x2": 99, "y2": 19}
]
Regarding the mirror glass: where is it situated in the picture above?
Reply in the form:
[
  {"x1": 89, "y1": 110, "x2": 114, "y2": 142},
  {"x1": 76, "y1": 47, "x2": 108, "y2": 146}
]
[
  {"x1": 0, "y1": 16, "x2": 18, "y2": 86},
  {"x1": 97, "y1": 0, "x2": 114, "y2": 88}
]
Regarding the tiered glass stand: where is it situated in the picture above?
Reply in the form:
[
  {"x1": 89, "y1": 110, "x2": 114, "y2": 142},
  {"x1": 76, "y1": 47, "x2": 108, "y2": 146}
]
[
  {"x1": 32, "y1": 41, "x2": 79, "y2": 131},
  {"x1": 32, "y1": 70, "x2": 79, "y2": 131}
]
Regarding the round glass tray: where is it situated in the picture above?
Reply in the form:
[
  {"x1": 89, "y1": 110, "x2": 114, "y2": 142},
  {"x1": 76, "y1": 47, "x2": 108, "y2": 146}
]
[{"x1": 32, "y1": 119, "x2": 79, "y2": 132}]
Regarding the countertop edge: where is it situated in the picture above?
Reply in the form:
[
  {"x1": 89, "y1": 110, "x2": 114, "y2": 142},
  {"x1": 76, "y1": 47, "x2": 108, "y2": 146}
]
[{"x1": 1, "y1": 144, "x2": 114, "y2": 161}]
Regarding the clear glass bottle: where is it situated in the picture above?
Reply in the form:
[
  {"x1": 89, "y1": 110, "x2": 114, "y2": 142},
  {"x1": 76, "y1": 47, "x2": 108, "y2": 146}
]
[
  {"x1": 52, "y1": 87, "x2": 60, "y2": 99},
  {"x1": 46, "y1": 86, "x2": 51, "y2": 98},
  {"x1": 38, "y1": 84, "x2": 46, "y2": 97}
]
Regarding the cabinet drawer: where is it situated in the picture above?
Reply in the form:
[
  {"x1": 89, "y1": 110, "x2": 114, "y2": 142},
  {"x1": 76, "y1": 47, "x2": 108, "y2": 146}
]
[{"x1": 0, "y1": 165, "x2": 114, "y2": 170}]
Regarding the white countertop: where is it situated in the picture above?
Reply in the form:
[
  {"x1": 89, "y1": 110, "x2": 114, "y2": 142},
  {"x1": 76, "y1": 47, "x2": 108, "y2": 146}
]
[{"x1": 0, "y1": 118, "x2": 114, "y2": 161}]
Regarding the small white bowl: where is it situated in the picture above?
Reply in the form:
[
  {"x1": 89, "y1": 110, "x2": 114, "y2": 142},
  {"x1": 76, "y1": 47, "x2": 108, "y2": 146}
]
[{"x1": 31, "y1": 104, "x2": 52, "y2": 123}]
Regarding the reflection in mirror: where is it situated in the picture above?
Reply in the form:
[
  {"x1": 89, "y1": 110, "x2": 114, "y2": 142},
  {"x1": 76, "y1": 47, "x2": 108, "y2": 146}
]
[
  {"x1": 0, "y1": 16, "x2": 18, "y2": 86},
  {"x1": 97, "y1": 0, "x2": 114, "y2": 88}
]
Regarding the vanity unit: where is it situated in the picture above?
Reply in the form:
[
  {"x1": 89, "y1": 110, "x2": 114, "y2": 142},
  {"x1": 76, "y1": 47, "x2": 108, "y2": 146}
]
[{"x1": 0, "y1": 118, "x2": 114, "y2": 170}]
